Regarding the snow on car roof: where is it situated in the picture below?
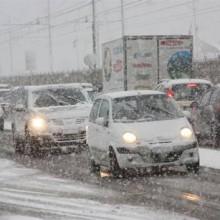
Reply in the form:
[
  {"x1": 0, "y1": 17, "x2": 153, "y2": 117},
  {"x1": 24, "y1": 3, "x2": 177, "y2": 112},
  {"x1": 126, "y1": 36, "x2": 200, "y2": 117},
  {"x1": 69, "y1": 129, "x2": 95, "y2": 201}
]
[
  {"x1": 0, "y1": 88, "x2": 10, "y2": 92},
  {"x1": 24, "y1": 83, "x2": 87, "y2": 92},
  {"x1": 0, "y1": 84, "x2": 9, "y2": 87},
  {"x1": 101, "y1": 90, "x2": 164, "y2": 99},
  {"x1": 160, "y1": 78, "x2": 212, "y2": 86}
]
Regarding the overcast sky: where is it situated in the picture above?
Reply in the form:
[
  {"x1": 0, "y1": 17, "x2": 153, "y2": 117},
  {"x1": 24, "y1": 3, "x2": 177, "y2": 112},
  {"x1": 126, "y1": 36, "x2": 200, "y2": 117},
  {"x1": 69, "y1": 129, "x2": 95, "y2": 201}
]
[{"x1": 0, "y1": 0, "x2": 219, "y2": 76}]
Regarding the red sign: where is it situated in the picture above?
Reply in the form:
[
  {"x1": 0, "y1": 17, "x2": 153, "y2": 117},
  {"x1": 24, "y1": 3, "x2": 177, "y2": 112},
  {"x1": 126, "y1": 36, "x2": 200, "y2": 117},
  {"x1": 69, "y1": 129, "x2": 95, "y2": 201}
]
[
  {"x1": 160, "y1": 40, "x2": 183, "y2": 46},
  {"x1": 113, "y1": 59, "x2": 123, "y2": 72},
  {"x1": 132, "y1": 63, "x2": 152, "y2": 68}
]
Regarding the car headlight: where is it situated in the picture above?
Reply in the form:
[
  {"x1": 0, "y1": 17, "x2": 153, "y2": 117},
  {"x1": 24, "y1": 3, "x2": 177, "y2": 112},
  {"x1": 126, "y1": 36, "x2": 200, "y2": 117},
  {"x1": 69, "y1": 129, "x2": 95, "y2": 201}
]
[
  {"x1": 180, "y1": 128, "x2": 193, "y2": 139},
  {"x1": 29, "y1": 116, "x2": 47, "y2": 132},
  {"x1": 123, "y1": 132, "x2": 137, "y2": 144}
]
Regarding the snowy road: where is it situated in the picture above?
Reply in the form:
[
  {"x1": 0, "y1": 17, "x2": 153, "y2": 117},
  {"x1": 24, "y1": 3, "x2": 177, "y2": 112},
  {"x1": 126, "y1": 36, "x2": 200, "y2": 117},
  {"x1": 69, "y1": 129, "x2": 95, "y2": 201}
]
[{"x1": 0, "y1": 132, "x2": 220, "y2": 220}]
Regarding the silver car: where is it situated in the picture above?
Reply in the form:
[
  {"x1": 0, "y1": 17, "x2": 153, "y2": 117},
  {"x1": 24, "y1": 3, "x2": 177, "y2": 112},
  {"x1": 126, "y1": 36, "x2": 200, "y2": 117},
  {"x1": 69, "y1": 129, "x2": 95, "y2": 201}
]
[{"x1": 10, "y1": 83, "x2": 92, "y2": 155}]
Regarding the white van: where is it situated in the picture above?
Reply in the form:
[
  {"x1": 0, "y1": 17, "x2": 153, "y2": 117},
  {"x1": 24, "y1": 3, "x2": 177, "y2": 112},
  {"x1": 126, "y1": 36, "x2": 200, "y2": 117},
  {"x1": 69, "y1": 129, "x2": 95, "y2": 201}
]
[{"x1": 87, "y1": 90, "x2": 199, "y2": 176}]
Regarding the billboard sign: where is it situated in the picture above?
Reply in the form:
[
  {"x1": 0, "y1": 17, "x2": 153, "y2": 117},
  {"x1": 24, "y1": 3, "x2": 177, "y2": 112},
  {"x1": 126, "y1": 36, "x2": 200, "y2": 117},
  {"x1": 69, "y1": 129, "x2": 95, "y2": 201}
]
[
  {"x1": 126, "y1": 37, "x2": 157, "y2": 90},
  {"x1": 102, "y1": 39, "x2": 124, "y2": 92},
  {"x1": 158, "y1": 36, "x2": 193, "y2": 79}
]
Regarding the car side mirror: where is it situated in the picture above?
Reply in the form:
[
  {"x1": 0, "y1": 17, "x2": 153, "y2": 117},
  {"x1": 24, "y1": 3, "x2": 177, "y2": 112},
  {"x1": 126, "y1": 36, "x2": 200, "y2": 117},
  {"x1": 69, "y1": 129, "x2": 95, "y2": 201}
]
[
  {"x1": 96, "y1": 117, "x2": 109, "y2": 127},
  {"x1": 96, "y1": 117, "x2": 105, "y2": 126},
  {"x1": 15, "y1": 104, "x2": 25, "y2": 112},
  {"x1": 182, "y1": 110, "x2": 191, "y2": 120}
]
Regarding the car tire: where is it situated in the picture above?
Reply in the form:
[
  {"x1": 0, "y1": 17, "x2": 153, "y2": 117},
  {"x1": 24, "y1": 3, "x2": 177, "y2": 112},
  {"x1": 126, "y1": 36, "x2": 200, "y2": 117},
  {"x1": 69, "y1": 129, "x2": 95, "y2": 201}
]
[
  {"x1": 24, "y1": 135, "x2": 39, "y2": 157},
  {"x1": 109, "y1": 147, "x2": 122, "y2": 177},
  {"x1": 186, "y1": 162, "x2": 200, "y2": 174},
  {"x1": 90, "y1": 158, "x2": 100, "y2": 173},
  {"x1": 88, "y1": 148, "x2": 100, "y2": 173},
  {"x1": 0, "y1": 117, "x2": 4, "y2": 131},
  {"x1": 14, "y1": 138, "x2": 25, "y2": 155}
]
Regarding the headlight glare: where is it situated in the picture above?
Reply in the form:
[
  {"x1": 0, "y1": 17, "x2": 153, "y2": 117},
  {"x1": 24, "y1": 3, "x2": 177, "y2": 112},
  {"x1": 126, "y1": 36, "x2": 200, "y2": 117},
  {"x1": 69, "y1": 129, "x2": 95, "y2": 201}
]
[
  {"x1": 180, "y1": 128, "x2": 193, "y2": 139},
  {"x1": 30, "y1": 117, "x2": 47, "y2": 131},
  {"x1": 123, "y1": 132, "x2": 137, "y2": 144}
]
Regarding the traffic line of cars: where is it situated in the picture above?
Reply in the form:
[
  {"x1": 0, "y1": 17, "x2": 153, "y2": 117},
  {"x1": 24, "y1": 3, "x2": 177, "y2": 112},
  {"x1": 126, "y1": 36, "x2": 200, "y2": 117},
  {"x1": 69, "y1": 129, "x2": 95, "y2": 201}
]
[
  {"x1": 86, "y1": 78, "x2": 219, "y2": 176},
  {"x1": 155, "y1": 78, "x2": 220, "y2": 148},
  {"x1": 0, "y1": 78, "x2": 218, "y2": 177}
]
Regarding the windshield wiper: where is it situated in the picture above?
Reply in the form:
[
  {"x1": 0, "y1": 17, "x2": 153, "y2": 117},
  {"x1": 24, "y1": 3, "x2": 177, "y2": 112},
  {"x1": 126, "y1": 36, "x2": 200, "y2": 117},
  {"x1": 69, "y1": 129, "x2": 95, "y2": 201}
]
[
  {"x1": 138, "y1": 113, "x2": 155, "y2": 121},
  {"x1": 66, "y1": 95, "x2": 86, "y2": 104},
  {"x1": 146, "y1": 105, "x2": 176, "y2": 117}
]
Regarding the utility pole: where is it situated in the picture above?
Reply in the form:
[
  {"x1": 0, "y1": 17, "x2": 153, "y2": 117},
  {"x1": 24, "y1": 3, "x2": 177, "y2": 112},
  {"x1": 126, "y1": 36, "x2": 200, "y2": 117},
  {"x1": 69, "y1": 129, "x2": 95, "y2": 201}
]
[
  {"x1": 120, "y1": 0, "x2": 125, "y2": 37},
  {"x1": 92, "y1": 0, "x2": 96, "y2": 70},
  {"x1": 73, "y1": 39, "x2": 79, "y2": 70},
  {"x1": 47, "y1": 0, "x2": 53, "y2": 73},
  {"x1": 192, "y1": 0, "x2": 198, "y2": 59},
  {"x1": 9, "y1": 18, "x2": 14, "y2": 75}
]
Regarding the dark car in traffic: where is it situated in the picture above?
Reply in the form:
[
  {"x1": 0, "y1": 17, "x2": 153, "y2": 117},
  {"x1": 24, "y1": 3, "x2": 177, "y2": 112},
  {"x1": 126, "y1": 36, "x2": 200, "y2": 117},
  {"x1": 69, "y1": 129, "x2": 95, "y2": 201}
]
[{"x1": 191, "y1": 85, "x2": 220, "y2": 147}]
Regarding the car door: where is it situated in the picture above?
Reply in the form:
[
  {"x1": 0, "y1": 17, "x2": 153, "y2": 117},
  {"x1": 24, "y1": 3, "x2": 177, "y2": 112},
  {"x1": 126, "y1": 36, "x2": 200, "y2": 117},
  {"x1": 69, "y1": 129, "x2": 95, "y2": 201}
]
[
  {"x1": 96, "y1": 99, "x2": 111, "y2": 166},
  {"x1": 87, "y1": 98, "x2": 102, "y2": 162}
]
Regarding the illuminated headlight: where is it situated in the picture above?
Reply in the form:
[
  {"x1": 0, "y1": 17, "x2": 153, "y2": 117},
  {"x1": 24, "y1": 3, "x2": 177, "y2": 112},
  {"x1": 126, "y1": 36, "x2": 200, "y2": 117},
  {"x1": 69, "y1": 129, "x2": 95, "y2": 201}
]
[
  {"x1": 29, "y1": 117, "x2": 47, "y2": 132},
  {"x1": 180, "y1": 128, "x2": 193, "y2": 139},
  {"x1": 123, "y1": 132, "x2": 137, "y2": 144}
]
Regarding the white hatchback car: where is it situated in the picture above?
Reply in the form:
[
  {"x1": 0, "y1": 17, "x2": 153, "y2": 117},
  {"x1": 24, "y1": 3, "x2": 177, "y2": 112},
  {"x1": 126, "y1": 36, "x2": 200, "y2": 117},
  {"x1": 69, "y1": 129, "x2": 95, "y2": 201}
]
[{"x1": 87, "y1": 90, "x2": 199, "y2": 176}]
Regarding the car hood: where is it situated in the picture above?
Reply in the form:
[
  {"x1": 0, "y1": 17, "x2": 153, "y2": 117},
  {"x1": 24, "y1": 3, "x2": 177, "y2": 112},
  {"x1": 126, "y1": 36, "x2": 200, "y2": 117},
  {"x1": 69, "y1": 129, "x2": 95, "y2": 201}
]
[
  {"x1": 112, "y1": 117, "x2": 195, "y2": 148},
  {"x1": 30, "y1": 103, "x2": 92, "y2": 133},
  {"x1": 31, "y1": 103, "x2": 92, "y2": 119}
]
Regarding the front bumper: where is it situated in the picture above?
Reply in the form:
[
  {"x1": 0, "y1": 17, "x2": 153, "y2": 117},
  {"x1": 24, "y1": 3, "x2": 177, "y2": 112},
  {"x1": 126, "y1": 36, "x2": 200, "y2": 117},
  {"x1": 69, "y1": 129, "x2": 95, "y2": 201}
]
[
  {"x1": 30, "y1": 130, "x2": 86, "y2": 151},
  {"x1": 116, "y1": 143, "x2": 199, "y2": 169}
]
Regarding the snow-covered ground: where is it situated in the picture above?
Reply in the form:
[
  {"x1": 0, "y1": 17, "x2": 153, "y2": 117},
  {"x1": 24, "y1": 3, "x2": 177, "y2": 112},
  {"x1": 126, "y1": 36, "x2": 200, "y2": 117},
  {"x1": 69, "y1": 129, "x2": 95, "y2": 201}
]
[
  {"x1": 0, "y1": 158, "x2": 198, "y2": 220},
  {"x1": 199, "y1": 148, "x2": 220, "y2": 170}
]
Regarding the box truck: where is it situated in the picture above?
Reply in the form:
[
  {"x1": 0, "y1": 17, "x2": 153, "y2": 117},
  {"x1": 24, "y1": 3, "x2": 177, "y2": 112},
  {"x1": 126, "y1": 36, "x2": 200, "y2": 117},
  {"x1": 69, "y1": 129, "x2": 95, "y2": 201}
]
[{"x1": 102, "y1": 35, "x2": 193, "y2": 92}]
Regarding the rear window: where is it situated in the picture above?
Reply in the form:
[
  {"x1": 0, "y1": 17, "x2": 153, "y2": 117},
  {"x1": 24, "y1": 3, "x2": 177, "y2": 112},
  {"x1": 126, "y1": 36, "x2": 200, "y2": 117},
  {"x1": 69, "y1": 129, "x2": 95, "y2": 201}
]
[{"x1": 172, "y1": 83, "x2": 211, "y2": 101}]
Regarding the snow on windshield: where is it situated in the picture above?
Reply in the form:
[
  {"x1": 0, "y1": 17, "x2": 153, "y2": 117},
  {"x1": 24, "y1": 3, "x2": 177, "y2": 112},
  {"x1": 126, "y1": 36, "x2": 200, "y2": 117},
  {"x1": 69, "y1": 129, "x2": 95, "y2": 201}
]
[
  {"x1": 32, "y1": 88, "x2": 86, "y2": 108},
  {"x1": 112, "y1": 94, "x2": 183, "y2": 122}
]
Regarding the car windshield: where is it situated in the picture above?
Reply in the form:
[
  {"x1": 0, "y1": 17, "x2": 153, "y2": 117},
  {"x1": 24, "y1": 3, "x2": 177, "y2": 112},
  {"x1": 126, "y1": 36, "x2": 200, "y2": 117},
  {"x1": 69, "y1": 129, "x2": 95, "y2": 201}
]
[
  {"x1": 32, "y1": 88, "x2": 86, "y2": 108},
  {"x1": 0, "y1": 90, "x2": 10, "y2": 98},
  {"x1": 172, "y1": 83, "x2": 211, "y2": 101},
  {"x1": 112, "y1": 94, "x2": 183, "y2": 122}
]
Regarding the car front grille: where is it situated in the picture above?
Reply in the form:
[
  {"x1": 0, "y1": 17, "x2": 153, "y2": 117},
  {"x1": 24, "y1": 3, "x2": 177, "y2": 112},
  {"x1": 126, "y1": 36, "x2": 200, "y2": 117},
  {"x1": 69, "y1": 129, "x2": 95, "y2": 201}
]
[
  {"x1": 151, "y1": 151, "x2": 183, "y2": 163},
  {"x1": 53, "y1": 131, "x2": 86, "y2": 142},
  {"x1": 75, "y1": 118, "x2": 86, "y2": 124}
]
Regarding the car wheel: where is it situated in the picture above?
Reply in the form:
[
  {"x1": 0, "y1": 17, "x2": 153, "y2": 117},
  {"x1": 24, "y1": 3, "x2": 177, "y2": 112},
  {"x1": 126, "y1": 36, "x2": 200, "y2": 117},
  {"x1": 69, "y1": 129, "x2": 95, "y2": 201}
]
[
  {"x1": 0, "y1": 117, "x2": 4, "y2": 131},
  {"x1": 14, "y1": 138, "x2": 25, "y2": 155},
  {"x1": 24, "y1": 135, "x2": 39, "y2": 157},
  {"x1": 90, "y1": 158, "x2": 100, "y2": 173},
  {"x1": 88, "y1": 148, "x2": 100, "y2": 173},
  {"x1": 109, "y1": 147, "x2": 122, "y2": 177},
  {"x1": 186, "y1": 162, "x2": 200, "y2": 174}
]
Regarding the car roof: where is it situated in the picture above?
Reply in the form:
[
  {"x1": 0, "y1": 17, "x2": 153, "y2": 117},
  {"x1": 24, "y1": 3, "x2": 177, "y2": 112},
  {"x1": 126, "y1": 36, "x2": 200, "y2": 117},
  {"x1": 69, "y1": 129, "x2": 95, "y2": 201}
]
[
  {"x1": 0, "y1": 84, "x2": 10, "y2": 87},
  {"x1": 159, "y1": 78, "x2": 212, "y2": 87},
  {"x1": 24, "y1": 83, "x2": 86, "y2": 92},
  {"x1": 0, "y1": 89, "x2": 10, "y2": 92},
  {"x1": 98, "y1": 90, "x2": 164, "y2": 99}
]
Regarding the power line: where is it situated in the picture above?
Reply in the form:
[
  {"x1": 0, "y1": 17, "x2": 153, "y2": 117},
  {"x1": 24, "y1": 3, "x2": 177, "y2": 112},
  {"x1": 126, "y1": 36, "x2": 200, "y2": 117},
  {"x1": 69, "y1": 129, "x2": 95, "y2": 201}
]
[{"x1": 99, "y1": 5, "x2": 220, "y2": 34}]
